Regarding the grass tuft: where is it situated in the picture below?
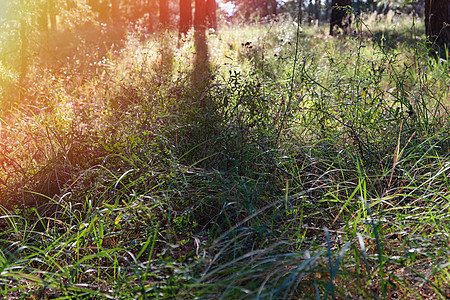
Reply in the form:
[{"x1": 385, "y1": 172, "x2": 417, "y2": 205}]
[{"x1": 0, "y1": 10, "x2": 449, "y2": 299}]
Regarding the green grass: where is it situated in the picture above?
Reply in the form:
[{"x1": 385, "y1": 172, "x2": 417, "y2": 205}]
[{"x1": 0, "y1": 11, "x2": 450, "y2": 299}]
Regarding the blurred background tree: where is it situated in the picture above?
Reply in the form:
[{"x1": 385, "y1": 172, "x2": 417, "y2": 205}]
[
  {"x1": 424, "y1": 0, "x2": 450, "y2": 57},
  {"x1": 329, "y1": 0, "x2": 351, "y2": 35},
  {"x1": 0, "y1": 0, "x2": 434, "y2": 113},
  {"x1": 222, "y1": 0, "x2": 278, "y2": 20},
  {"x1": 180, "y1": 0, "x2": 192, "y2": 35}
]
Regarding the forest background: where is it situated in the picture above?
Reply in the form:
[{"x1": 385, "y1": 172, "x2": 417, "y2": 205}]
[{"x1": 0, "y1": 0, "x2": 450, "y2": 298}]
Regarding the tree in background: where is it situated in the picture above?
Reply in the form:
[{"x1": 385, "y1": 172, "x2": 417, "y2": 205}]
[
  {"x1": 192, "y1": 0, "x2": 217, "y2": 95},
  {"x1": 111, "y1": 0, "x2": 120, "y2": 24},
  {"x1": 88, "y1": 0, "x2": 113, "y2": 22},
  {"x1": 179, "y1": 0, "x2": 192, "y2": 35},
  {"x1": 38, "y1": 0, "x2": 58, "y2": 32},
  {"x1": 86, "y1": 0, "x2": 178, "y2": 30},
  {"x1": 160, "y1": 0, "x2": 170, "y2": 26},
  {"x1": 224, "y1": 0, "x2": 277, "y2": 21},
  {"x1": 206, "y1": 0, "x2": 217, "y2": 30},
  {"x1": 144, "y1": 0, "x2": 180, "y2": 30},
  {"x1": 194, "y1": 0, "x2": 207, "y2": 29},
  {"x1": 193, "y1": 0, "x2": 217, "y2": 30},
  {"x1": 38, "y1": 0, "x2": 50, "y2": 32},
  {"x1": 425, "y1": 0, "x2": 450, "y2": 56},
  {"x1": 0, "y1": 0, "x2": 44, "y2": 102},
  {"x1": 48, "y1": 0, "x2": 57, "y2": 30},
  {"x1": 329, "y1": 0, "x2": 351, "y2": 35}
]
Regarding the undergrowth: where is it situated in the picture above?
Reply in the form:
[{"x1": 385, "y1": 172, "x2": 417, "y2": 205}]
[{"x1": 0, "y1": 12, "x2": 449, "y2": 299}]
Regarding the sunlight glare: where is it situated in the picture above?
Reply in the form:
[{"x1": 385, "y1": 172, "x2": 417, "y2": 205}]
[{"x1": 217, "y1": 0, "x2": 236, "y2": 17}]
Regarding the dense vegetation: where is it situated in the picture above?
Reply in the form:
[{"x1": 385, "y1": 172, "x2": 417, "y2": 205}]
[{"x1": 1, "y1": 6, "x2": 450, "y2": 299}]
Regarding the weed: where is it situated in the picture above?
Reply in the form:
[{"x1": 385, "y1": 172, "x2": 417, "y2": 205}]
[{"x1": 0, "y1": 10, "x2": 449, "y2": 299}]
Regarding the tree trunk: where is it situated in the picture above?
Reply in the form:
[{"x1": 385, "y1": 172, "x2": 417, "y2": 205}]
[
  {"x1": 299, "y1": 0, "x2": 303, "y2": 24},
  {"x1": 308, "y1": 0, "x2": 313, "y2": 22},
  {"x1": 425, "y1": 0, "x2": 450, "y2": 54},
  {"x1": 329, "y1": 0, "x2": 351, "y2": 35},
  {"x1": 325, "y1": 0, "x2": 331, "y2": 23},
  {"x1": 270, "y1": 0, "x2": 277, "y2": 15},
  {"x1": 261, "y1": 0, "x2": 269, "y2": 17},
  {"x1": 49, "y1": 0, "x2": 57, "y2": 31},
  {"x1": 194, "y1": 0, "x2": 206, "y2": 29},
  {"x1": 206, "y1": 0, "x2": 216, "y2": 30},
  {"x1": 38, "y1": 1, "x2": 49, "y2": 32},
  {"x1": 111, "y1": 0, "x2": 120, "y2": 25},
  {"x1": 179, "y1": 0, "x2": 192, "y2": 35},
  {"x1": 66, "y1": 0, "x2": 76, "y2": 10},
  {"x1": 159, "y1": 0, "x2": 169, "y2": 27},
  {"x1": 148, "y1": 0, "x2": 158, "y2": 32},
  {"x1": 315, "y1": 0, "x2": 320, "y2": 21}
]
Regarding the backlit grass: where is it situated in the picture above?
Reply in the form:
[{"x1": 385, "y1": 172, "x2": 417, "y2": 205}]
[{"x1": 0, "y1": 10, "x2": 449, "y2": 299}]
